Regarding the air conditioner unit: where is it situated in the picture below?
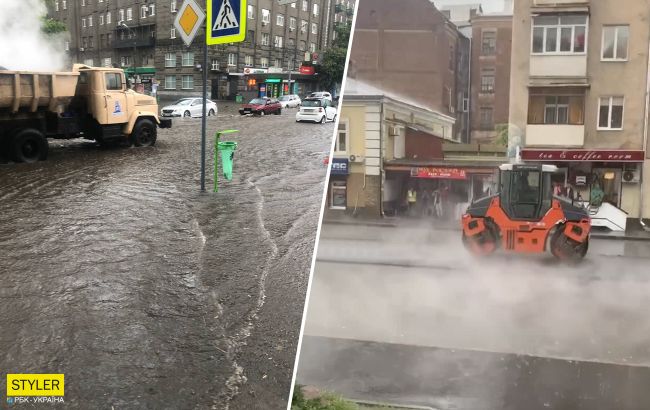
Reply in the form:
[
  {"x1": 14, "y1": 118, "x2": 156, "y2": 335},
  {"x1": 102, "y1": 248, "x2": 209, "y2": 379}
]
[
  {"x1": 349, "y1": 154, "x2": 364, "y2": 163},
  {"x1": 290, "y1": 27, "x2": 295, "y2": 32},
  {"x1": 388, "y1": 125, "x2": 401, "y2": 136},
  {"x1": 79, "y1": 47, "x2": 85, "y2": 52},
  {"x1": 262, "y1": 21, "x2": 268, "y2": 26},
  {"x1": 623, "y1": 165, "x2": 641, "y2": 183},
  {"x1": 450, "y1": 106, "x2": 455, "y2": 113}
]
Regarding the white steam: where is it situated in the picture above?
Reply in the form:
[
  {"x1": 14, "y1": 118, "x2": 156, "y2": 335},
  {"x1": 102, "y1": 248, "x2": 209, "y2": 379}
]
[{"x1": 0, "y1": 0, "x2": 67, "y2": 71}]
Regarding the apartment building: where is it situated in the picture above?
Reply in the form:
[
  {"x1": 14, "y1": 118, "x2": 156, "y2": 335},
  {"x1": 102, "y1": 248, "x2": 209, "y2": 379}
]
[
  {"x1": 470, "y1": 12, "x2": 512, "y2": 143},
  {"x1": 48, "y1": 0, "x2": 355, "y2": 99},
  {"x1": 509, "y1": 0, "x2": 650, "y2": 228}
]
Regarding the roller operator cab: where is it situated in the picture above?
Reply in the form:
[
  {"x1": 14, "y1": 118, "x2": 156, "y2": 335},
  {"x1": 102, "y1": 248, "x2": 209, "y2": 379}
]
[
  {"x1": 0, "y1": 64, "x2": 172, "y2": 163},
  {"x1": 461, "y1": 164, "x2": 591, "y2": 262}
]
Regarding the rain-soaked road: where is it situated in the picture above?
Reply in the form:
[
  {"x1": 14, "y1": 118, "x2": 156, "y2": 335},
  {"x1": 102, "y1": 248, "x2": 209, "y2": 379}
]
[
  {"x1": 297, "y1": 223, "x2": 650, "y2": 410},
  {"x1": 0, "y1": 105, "x2": 333, "y2": 409}
]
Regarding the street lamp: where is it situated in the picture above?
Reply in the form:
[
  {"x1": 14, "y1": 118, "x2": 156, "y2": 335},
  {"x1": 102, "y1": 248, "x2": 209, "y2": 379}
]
[{"x1": 117, "y1": 20, "x2": 137, "y2": 86}]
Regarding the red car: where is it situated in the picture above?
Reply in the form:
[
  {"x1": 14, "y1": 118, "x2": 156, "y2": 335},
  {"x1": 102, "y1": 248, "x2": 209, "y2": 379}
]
[{"x1": 239, "y1": 97, "x2": 282, "y2": 116}]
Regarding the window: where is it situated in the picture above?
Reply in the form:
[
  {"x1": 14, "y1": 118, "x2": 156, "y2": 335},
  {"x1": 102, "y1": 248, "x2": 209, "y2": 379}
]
[
  {"x1": 277, "y1": 14, "x2": 284, "y2": 26},
  {"x1": 598, "y1": 96, "x2": 624, "y2": 130},
  {"x1": 149, "y1": 5, "x2": 155, "y2": 16},
  {"x1": 106, "y1": 12, "x2": 111, "y2": 24},
  {"x1": 273, "y1": 59, "x2": 281, "y2": 68},
  {"x1": 245, "y1": 55, "x2": 253, "y2": 66},
  {"x1": 309, "y1": 42, "x2": 316, "y2": 52},
  {"x1": 55, "y1": 1, "x2": 59, "y2": 11},
  {"x1": 84, "y1": 58, "x2": 94, "y2": 66},
  {"x1": 303, "y1": 0, "x2": 308, "y2": 12},
  {"x1": 532, "y1": 15, "x2": 587, "y2": 54},
  {"x1": 312, "y1": 23, "x2": 317, "y2": 34},
  {"x1": 261, "y1": 57, "x2": 269, "y2": 68},
  {"x1": 248, "y1": 5, "x2": 254, "y2": 19},
  {"x1": 301, "y1": 20, "x2": 308, "y2": 33},
  {"x1": 82, "y1": 0, "x2": 85, "y2": 6},
  {"x1": 103, "y1": 58, "x2": 112, "y2": 68},
  {"x1": 82, "y1": 18, "x2": 86, "y2": 28},
  {"x1": 165, "y1": 53, "x2": 177, "y2": 67},
  {"x1": 99, "y1": 15, "x2": 104, "y2": 25},
  {"x1": 274, "y1": 35, "x2": 283, "y2": 48},
  {"x1": 528, "y1": 94, "x2": 584, "y2": 125},
  {"x1": 262, "y1": 33, "x2": 270, "y2": 46},
  {"x1": 482, "y1": 30, "x2": 496, "y2": 55},
  {"x1": 62, "y1": 0, "x2": 66, "y2": 10},
  {"x1": 64, "y1": 41, "x2": 69, "y2": 51},
  {"x1": 288, "y1": 38, "x2": 295, "y2": 47},
  {"x1": 126, "y1": 8, "x2": 132, "y2": 21},
  {"x1": 182, "y1": 52, "x2": 194, "y2": 66},
  {"x1": 171, "y1": 27, "x2": 176, "y2": 39},
  {"x1": 291, "y1": 2, "x2": 296, "y2": 8},
  {"x1": 165, "y1": 75, "x2": 176, "y2": 89},
  {"x1": 171, "y1": 1, "x2": 177, "y2": 13},
  {"x1": 602, "y1": 26, "x2": 629, "y2": 60},
  {"x1": 480, "y1": 68, "x2": 495, "y2": 93},
  {"x1": 246, "y1": 30, "x2": 255, "y2": 43},
  {"x1": 88, "y1": 36, "x2": 94, "y2": 48},
  {"x1": 299, "y1": 40, "x2": 306, "y2": 51},
  {"x1": 211, "y1": 59, "x2": 219, "y2": 70},
  {"x1": 335, "y1": 120, "x2": 348, "y2": 153},
  {"x1": 313, "y1": 3, "x2": 319, "y2": 15},
  {"x1": 141, "y1": 5, "x2": 147, "y2": 18},
  {"x1": 290, "y1": 17, "x2": 296, "y2": 29},
  {"x1": 107, "y1": 33, "x2": 112, "y2": 46},
  {"x1": 330, "y1": 181, "x2": 347, "y2": 210},
  {"x1": 262, "y1": 9, "x2": 270, "y2": 24},
  {"x1": 182, "y1": 75, "x2": 194, "y2": 90},
  {"x1": 228, "y1": 53, "x2": 236, "y2": 66},
  {"x1": 479, "y1": 107, "x2": 493, "y2": 130},
  {"x1": 449, "y1": 45, "x2": 454, "y2": 70},
  {"x1": 119, "y1": 9, "x2": 124, "y2": 22}
]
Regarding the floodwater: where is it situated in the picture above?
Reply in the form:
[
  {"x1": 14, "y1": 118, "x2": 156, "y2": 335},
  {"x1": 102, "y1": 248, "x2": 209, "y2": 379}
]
[{"x1": 0, "y1": 106, "x2": 333, "y2": 409}]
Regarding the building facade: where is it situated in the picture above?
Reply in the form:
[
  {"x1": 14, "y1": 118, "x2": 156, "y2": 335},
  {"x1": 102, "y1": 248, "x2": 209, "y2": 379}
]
[
  {"x1": 470, "y1": 13, "x2": 512, "y2": 144},
  {"x1": 509, "y1": 0, "x2": 650, "y2": 228},
  {"x1": 48, "y1": 0, "x2": 355, "y2": 99}
]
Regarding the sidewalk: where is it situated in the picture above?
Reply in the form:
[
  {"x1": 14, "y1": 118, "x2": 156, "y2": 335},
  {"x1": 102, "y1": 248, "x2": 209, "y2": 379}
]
[{"x1": 322, "y1": 213, "x2": 650, "y2": 241}]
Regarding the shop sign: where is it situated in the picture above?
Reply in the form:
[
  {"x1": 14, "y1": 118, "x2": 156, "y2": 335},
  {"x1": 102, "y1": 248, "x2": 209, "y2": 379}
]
[
  {"x1": 243, "y1": 67, "x2": 268, "y2": 74},
  {"x1": 521, "y1": 149, "x2": 645, "y2": 162},
  {"x1": 267, "y1": 67, "x2": 283, "y2": 73},
  {"x1": 575, "y1": 175, "x2": 587, "y2": 186},
  {"x1": 331, "y1": 158, "x2": 349, "y2": 175},
  {"x1": 299, "y1": 65, "x2": 315, "y2": 75},
  {"x1": 411, "y1": 167, "x2": 467, "y2": 180}
]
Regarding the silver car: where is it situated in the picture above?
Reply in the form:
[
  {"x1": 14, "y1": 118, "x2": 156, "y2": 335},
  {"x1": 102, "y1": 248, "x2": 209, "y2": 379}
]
[
  {"x1": 279, "y1": 94, "x2": 302, "y2": 108},
  {"x1": 161, "y1": 98, "x2": 218, "y2": 118}
]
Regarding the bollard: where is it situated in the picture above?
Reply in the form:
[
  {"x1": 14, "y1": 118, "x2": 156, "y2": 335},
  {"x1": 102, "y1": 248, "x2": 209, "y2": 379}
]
[{"x1": 214, "y1": 130, "x2": 239, "y2": 193}]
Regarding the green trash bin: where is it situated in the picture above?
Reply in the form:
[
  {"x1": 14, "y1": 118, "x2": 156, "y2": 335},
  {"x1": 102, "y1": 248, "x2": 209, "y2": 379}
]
[
  {"x1": 218, "y1": 141, "x2": 237, "y2": 181},
  {"x1": 235, "y1": 94, "x2": 243, "y2": 103}
]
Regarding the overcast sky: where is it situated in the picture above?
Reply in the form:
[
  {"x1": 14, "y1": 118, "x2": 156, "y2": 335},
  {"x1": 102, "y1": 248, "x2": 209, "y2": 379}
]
[{"x1": 434, "y1": 0, "x2": 506, "y2": 13}]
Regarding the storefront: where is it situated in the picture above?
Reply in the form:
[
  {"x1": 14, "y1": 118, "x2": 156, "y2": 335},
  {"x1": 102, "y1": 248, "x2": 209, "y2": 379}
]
[
  {"x1": 124, "y1": 67, "x2": 156, "y2": 94},
  {"x1": 383, "y1": 163, "x2": 500, "y2": 219},
  {"x1": 234, "y1": 67, "x2": 318, "y2": 101},
  {"x1": 521, "y1": 149, "x2": 646, "y2": 230},
  {"x1": 328, "y1": 158, "x2": 349, "y2": 210}
]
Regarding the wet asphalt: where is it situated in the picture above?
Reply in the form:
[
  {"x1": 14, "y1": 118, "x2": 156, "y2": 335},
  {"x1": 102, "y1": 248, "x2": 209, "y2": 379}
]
[
  {"x1": 297, "y1": 224, "x2": 650, "y2": 410},
  {"x1": 0, "y1": 105, "x2": 333, "y2": 409}
]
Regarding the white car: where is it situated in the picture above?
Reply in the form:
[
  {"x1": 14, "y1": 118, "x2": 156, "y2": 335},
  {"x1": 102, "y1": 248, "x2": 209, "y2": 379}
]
[
  {"x1": 296, "y1": 98, "x2": 338, "y2": 124},
  {"x1": 308, "y1": 91, "x2": 332, "y2": 101},
  {"x1": 278, "y1": 94, "x2": 302, "y2": 108},
  {"x1": 161, "y1": 98, "x2": 218, "y2": 118}
]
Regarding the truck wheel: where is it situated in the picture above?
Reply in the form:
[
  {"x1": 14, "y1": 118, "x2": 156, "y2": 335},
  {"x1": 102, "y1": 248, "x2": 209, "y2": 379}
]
[
  {"x1": 131, "y1": 119, "x2": 157, "y2": 147},
  {"x1": 11, "y1": 129, "x2": 48, "y2": 163}
]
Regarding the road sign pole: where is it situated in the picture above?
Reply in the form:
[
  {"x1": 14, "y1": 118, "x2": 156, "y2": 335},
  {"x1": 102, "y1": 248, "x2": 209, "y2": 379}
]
[{"x1": 201, "y1": 35, "x2": 208, "y2": 192}]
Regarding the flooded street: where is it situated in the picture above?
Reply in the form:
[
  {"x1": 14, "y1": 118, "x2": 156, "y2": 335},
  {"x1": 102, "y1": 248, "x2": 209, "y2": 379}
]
[
  {"x1": 298, "y1": 224, "x2": 650, "y2": 410},
  {"x1": 0, "y1": 106, "x2": 333, "y2": 409}
]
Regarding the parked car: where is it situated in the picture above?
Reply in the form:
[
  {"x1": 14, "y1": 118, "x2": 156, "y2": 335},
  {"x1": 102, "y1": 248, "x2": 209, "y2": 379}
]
[
  {"x1": 307, "y1": 91, "x2": 332, "y2": 101},
  {"x1": 296, "y1": 97, "x2": 337, "y2": 123},
  {"x1": 161, "y1": 98, "x2": 218, "y2": 118},
  {"x1": 239, "y1": 97, "x2": 282, "y2": 116},
  {"x1": 279, "y1": 94, "x2": 301, "y2": 108}
]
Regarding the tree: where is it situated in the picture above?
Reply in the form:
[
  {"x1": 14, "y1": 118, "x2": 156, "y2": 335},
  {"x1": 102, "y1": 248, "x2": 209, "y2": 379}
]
[
  {"x1": 495, "y1": 123, "x2": 508, "y2": 146},
  {"x1": 317, "y1": 22, "x2": 352, "y2": 91},
  {"x1": 41, "y1": 16, "x2": 67, "y2": 35}
]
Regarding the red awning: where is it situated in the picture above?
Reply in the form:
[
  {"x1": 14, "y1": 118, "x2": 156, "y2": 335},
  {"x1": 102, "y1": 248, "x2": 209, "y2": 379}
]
[{"x1": 521, "y1": 149, "x2": 645, "y2": 163}]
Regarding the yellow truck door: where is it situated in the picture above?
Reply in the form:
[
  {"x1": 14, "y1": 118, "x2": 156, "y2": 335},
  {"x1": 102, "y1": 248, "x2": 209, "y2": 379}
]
[{"x1": 96, "y1": 71, "x2": 128, "y2": 125}]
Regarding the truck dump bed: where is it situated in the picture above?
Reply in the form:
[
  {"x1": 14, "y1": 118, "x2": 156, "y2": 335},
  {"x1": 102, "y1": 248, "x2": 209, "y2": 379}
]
[{"x1": 0, "y1": 70, "x2": 80, "y2": 114}]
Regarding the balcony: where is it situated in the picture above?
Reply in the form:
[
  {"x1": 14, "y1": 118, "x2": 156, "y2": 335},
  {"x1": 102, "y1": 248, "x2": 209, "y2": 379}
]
[
  {"x1": 534, "y1": 0, "x2": 589, "y2": 5},
  {"x1": 113, "y1": 36, "x2": 156, "y2": 49},
  {"x1": 525, "y1": 124, "x2": 584, "y2": 147},
  {"x1": 530, "y1": 54, "x2": 587, "y2": 78}
]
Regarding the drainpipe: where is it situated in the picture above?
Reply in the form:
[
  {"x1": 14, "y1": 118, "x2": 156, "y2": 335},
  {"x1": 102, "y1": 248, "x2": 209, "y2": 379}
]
[
  {"x1": 640, "y1": 31, "x2": 650, "y2": 231},
  {"x1": 380, "y1": 97, "x2": 385, "y2": 216},
  {"x1": 466, "y1": 36, "x2": 472, "y2": 143}
]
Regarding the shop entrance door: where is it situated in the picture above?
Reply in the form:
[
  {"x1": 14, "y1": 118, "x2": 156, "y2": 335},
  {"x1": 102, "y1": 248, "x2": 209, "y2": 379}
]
[{"x1": 330, "y1": 181, "x2": 347, "y2": 210}]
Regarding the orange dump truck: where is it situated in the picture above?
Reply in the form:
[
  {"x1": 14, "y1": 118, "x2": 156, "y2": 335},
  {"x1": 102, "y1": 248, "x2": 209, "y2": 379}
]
[{"x1": 0, "y1": 64, "x2": 171, "y2": 162}]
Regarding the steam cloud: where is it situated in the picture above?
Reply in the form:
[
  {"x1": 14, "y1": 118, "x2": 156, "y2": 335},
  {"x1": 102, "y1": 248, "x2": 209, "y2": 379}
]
[{"x1": 0, "y1": 0, "x2": 67, "y2": 71}]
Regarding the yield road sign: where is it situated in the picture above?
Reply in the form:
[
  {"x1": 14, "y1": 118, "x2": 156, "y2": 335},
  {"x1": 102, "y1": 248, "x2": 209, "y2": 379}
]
[
  {"x1": 174, "y1": 0, "x2": 206, "y2": 47},
  {"x1": 207, "y1": 0, "x2": 247, "y2": 45}
]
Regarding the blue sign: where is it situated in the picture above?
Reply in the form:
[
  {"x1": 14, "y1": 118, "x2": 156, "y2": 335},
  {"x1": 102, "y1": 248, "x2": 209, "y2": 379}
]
[
  {"x1": 331, "y1": 158, "x2": 349, "y2": 175},
  {"x1": 207, "y1": 0, "x2": 246, "y2": 45}
]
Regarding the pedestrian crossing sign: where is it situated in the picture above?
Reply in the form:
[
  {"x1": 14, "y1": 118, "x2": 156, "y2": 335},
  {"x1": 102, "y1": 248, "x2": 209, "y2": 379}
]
[{"x1": 207, "y1": 0, "x2": 247, "y2": 45}]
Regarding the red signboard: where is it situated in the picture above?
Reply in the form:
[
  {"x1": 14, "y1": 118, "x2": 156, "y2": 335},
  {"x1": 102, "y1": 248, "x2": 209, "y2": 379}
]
[
  {"x1": 411, "y1": 167, "x2": 467, "y2": 180},
  {"x1": 521, "y1": 149, "x2": 645, "y2": 162},
  {"x1": 299, "y1": 65, "x2": 315, "y2": 75}
]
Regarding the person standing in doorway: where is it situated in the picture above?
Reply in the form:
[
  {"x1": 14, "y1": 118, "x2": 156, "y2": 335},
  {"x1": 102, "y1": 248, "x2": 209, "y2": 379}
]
[{"x1": 407, "y1": 187, "x2": 417, "y2": 216}]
